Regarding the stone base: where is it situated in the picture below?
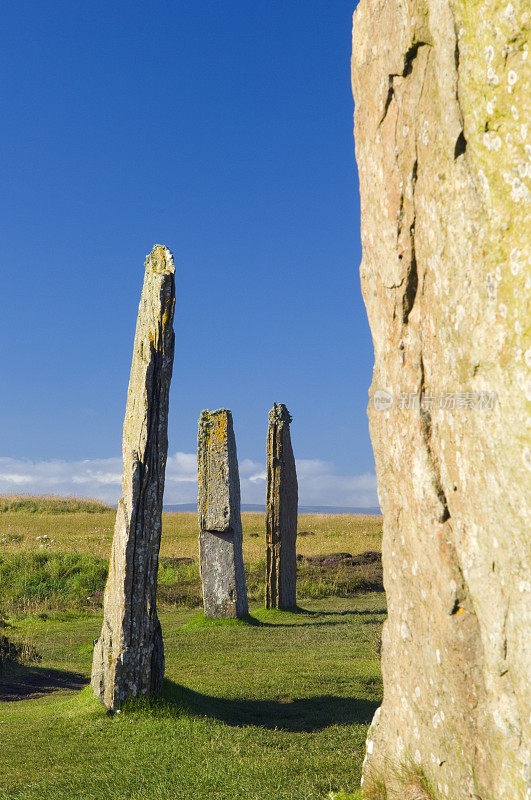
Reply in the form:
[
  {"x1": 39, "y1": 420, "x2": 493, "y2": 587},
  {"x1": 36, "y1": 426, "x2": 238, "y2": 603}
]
[
  {"x1": 199, "y1": 530, "x2": 248, "y2": 618},
  {"x1": 91, "y1": 615, "x2": 164, "y2": 710}
]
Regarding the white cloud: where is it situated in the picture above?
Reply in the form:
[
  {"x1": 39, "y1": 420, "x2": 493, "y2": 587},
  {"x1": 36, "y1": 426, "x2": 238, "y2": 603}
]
[
  {"x1": 0, "y1": 473, "x2": 33, "y2": 485},
  {"x1": 295, "y1": 460, "x2": 378, "y2": 508},
  {"x1": 0, "y1": 453, "x2": 378, "y2": 509},
  {"x1": 164, "y1": 452, "x2": 198, "y2": 484},
  {"x1": 0, "y1": 456, "x2": 124, "y2": 502}
]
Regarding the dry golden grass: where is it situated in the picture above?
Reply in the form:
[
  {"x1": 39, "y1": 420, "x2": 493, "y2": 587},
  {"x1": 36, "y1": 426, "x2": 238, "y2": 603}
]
[
  {"x1": 0, "y1": 511, "x2": 382, "y2": 562},
  {"x1": 0, "y1": 494, "x2": 112, "y2": 514}
]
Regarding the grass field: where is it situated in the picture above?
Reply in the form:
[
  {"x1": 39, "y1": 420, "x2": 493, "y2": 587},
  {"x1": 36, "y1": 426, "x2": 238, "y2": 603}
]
[
  {"x1": 1, "y1": 598, "x2": 384, "y2": 800},
  {"x1": 0, "y1": 505, "x2": 383, "y2": 615},
  {"x1": 1, "y1": 501, "x2": 385, "y2": 800},
  {"x1": 0, "y1": 507, "x2": 383, "y2": 560}
]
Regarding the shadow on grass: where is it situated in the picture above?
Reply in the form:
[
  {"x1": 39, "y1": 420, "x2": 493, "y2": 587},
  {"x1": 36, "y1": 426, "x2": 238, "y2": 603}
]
[
  {"x1": 313, "y1": 606, "x2": 387, "y2": 617},
  {"x1": 0, "y1": 663, "x2": 88, "y2": 702},
  {"x1": 258, "y1": 605, "x2": 386, "y2": 618},
  {"x1": 239, "y1": 607, "x2": 326, "y2": 628},
  {"x1": 182, "y1": 606, "x2": 386, "y2": 631},
  {"x1": 161, "y1": 679, "x2": 379, "y2": 731},
  {"x1": 273, "y1": 608, "x2": 387, "y2": 627}
]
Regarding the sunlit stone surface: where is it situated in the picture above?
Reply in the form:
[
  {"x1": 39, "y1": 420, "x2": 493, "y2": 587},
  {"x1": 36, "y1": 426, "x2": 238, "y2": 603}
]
[
  {"x1": 352, "y1": 1, "x2": 530, "y2": 796},
  {"x1": 91, "y1": 245, "x2": 175, "y2": 710}
]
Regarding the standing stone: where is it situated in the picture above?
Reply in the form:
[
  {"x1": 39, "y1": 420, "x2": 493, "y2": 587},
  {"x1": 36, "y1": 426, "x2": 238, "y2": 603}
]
[
  {"x1": 198, "y1": 409, "x2": 248, "y2": 618},
  {"x1": 265, "y1": 403, "x2": 298, "y2": 609},
  {"x1": 91, "y1": 245, "x2": 175, "y2": 710},
  {"x1": 352, "y1": 2, "x2": 529, "y2": 798}
]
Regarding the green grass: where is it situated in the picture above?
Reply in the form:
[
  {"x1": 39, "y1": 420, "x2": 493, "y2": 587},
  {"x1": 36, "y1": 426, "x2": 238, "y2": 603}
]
[
  {"x1": 0, "y1": 552, "x2": 108, "y2": 614},
  {"x1": 0, "y1": 505, "x2": 384, "y2": 799},
  {"x1": 0, "y1": 597, "x2": 384, "y2": 800},
  {"x1": 0, "y1": 508, "x2": 382, "y2": 612},
  {"x1": 0, "y1": 552, "x2": 382, "y2": 616}
]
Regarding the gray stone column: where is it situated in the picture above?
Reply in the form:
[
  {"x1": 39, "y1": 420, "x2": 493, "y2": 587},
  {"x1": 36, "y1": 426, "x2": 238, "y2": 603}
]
[
  {"x1": 197, "y1": 409, "x2": 248, "y2": 618},
  {"x1": 265, "y1": 403, "x2": 298, "y2": 609},
  {"x1": 91, "y1": 245, "x2": 175, "y2": 710}
]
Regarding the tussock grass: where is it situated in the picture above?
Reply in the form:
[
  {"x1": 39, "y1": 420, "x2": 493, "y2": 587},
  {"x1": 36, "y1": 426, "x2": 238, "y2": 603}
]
[
  {"x1": 393, "y1": 758, "x2": 436, "y2": 800},
  {"x1": 361, "y1": 757, "x2": 440, "y2": 800},
  {"x1": 0, "y1": 612, "x2": 41, "y2": 671},
  {"x1": 361, "y1": 766, "x2": 388, "y2": 800},
  {"x1": 0, "y1": 633, "x2": 41, "y2": 672}
]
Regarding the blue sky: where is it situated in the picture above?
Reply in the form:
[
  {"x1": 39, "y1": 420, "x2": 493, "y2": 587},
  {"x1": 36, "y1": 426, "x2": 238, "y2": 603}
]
[{"x1": 0, "y1": 1, "x2": 376, "y2": 507}]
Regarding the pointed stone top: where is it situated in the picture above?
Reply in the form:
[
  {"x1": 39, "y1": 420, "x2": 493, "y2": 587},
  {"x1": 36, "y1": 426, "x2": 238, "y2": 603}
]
[
  {"x1": 145, "y1": 244, "x2": 175, "y2": 275},
  {"x1": 269, "y1": 403, "x2": 292, "y2": 424}
]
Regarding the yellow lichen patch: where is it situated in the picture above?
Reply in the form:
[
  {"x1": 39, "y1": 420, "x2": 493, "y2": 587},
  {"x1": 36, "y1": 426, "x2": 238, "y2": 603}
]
[
  {"x1": 145, "y1": 244, "x2": 175, "y2": 276},
  {"x1": 212, "y1": 412, "x2": 228, "y2": 447}
]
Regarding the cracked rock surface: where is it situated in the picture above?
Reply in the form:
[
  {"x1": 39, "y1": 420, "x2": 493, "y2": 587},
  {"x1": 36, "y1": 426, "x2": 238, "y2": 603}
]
[
  {"x1": 91, "y1": 245, "x2": 175, "y2": 710},
  {"x1": 351, "y1": 1, "x2": 529, "y2": 797}
]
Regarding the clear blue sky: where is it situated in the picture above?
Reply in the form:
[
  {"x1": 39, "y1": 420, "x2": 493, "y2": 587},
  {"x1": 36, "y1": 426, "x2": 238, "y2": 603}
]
[{"x1": 0, "y1": 1, "x2": 376, "y2": 507}]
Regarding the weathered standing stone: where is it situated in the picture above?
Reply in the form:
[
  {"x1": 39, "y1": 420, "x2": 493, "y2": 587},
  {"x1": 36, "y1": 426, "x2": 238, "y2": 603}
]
[
  {"x1": 352, "y1": 2, "x2": 529, "y2": 798},
  {"x1": 265, "y1": 403, "x2": 298, "y2": 609},
  {"x1": 198, "y1": 409, "x2": 248, "y2": 618},
  {"x1": 91, "y1": 245, "x2": 175, "y2": 710}
]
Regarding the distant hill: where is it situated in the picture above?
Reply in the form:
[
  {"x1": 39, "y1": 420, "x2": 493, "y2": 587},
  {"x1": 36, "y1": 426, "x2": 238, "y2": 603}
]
[
  {"x1": 164, "y1": 503, "x2": 381, "y2": 515},
  {"x1": 0, "y1": 495, "x2": 380, "y2": 516}
]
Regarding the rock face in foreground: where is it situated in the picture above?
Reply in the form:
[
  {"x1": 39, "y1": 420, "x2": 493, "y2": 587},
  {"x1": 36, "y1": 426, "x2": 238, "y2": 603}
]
[
  {"x1": 92, "y1": 245, "x2": 175, "y2": 710},
  {"x1": 198, "y1": 409, "x2": 248, "y2": 618},
  {"x1": 352, "y1": 2, "x2": 529, "y2": 798},
  {"x1": 265, "y1": 403, "x2": 298, "y2": 609}
]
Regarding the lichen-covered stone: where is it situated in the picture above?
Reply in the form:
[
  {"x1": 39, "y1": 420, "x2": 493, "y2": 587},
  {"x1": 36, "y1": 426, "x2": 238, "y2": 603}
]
[
  {"x1": 265, "y1": 403, "x2": 298, "y2": 609},
  {"x1": 91, "y1": 245, "x2": 175, "y2": 710},
  {"x1": 198, "y1": 409, "x2": 248, "y2": 618},
  {"x1": 351, "y1": 1, "x2": 530, "y2": 798}
]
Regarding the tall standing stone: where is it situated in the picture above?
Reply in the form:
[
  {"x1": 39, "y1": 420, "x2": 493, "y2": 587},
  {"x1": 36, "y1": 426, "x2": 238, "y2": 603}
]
[
  {"x1": 91, "y1": 245, "x2": 175, "y2": 710},
  {"x1": 197, "y1": 409, "x2": 248, "y2": 618},
  {"x1": 352, "y1": 2, "x2": 529, "y2": 798},
  {"x1": 265, "y1": 403, "x2": 298, "y2": 609}
]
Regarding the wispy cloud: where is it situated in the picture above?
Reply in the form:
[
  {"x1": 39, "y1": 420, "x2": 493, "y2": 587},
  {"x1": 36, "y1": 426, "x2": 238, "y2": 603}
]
[
  {"x1": 0, "y1": 454, "x2": 378, "y2": 508},
  {"x1": 295, "y1": 460, "x2": 378, "y2": 508}
]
